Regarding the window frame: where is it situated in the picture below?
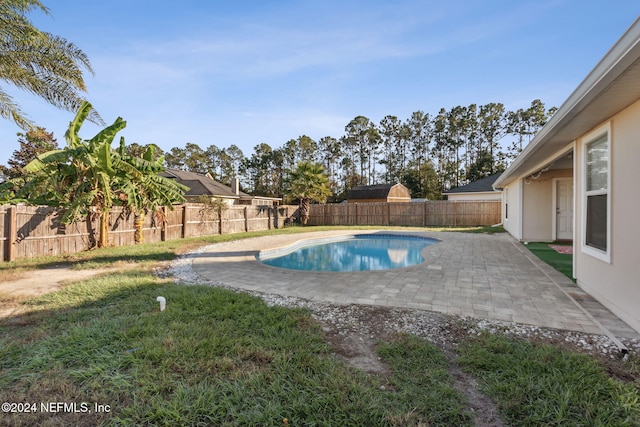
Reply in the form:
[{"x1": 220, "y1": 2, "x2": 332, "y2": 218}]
[{"x1": 581, "y1": 122, "x2": 611, "y2": 263}]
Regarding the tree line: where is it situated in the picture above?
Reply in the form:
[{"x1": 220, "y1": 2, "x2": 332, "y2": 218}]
[
  {"x1": 2, "y1": 99, "x2": 555, "y2": 204},
  {"x1": 161, "y1": 99, "x2": 555, "y2": 202},
  {"x1": 0, "y1": 3, "x2": 556, "y2": 215}
]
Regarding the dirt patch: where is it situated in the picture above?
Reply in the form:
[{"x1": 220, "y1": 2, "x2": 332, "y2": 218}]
[
  {"x1": 325, "y1": 329, "x2": 391, "y2": 375},
  {"x1": 0, "y1": 264, "x2": 139, "y2": 319},
  {"x1": 311, "y1": 304, "x2": 506, "y2": 426}
]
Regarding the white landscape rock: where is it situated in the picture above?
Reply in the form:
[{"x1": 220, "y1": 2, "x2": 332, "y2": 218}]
[{"x1": 159, "y1": 244, "x2": 640, "y2": 359}]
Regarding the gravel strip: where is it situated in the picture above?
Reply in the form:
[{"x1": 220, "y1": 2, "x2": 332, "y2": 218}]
[{"x1": 157, "y1": 243, "x2": 640, "y2": 359}]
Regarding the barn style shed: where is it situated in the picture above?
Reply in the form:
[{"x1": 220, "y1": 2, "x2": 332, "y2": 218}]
[{"x1": 346, "y1": 183, "x2": 411, "y2": 203}]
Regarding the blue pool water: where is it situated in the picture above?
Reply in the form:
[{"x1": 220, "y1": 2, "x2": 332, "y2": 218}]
[{"x1": 258, "y1": 235, "x2": 438, "y2": 272}]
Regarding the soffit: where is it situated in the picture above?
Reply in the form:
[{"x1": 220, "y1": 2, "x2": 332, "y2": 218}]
[{"x1": 495, "y1": 19, "x2": 640, "y2": 187}]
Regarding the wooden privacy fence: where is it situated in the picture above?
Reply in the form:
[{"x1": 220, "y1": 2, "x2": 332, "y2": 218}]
[
  {"x1": 307, "y1": 201, "x2": 501, "y2": 227},
  {"x1": 0, "y1": 204, "x2": 297, "y2": 262}
]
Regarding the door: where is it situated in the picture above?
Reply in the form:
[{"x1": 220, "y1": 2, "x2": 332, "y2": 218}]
[{"x1": 556, "y1": 179, "x2": 573, "y2": 240}]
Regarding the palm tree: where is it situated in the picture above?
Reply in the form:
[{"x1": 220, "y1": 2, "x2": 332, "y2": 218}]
[
  {"x1": 285, "y1": 161, "x2": 332, "y2": 225},
  {"x1": 0, "y1": 0, "x2": 99, "y2": 129}
]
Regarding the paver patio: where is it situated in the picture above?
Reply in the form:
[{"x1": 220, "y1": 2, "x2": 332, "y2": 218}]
[{"x1": 191, "y1": 230, "x2": 640, "y2": 340}]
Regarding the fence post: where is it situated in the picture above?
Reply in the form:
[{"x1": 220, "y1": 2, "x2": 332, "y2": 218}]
[
  {"x1": 161, "y1": 206, "x2": 167, "y2": 242},
  {"x1": 267, "y1": 207, "x2": 272, "y2": 230},
  {"x1": 244, "y1": 206, "x2": 249, "y2": 232},
  {"x1": 355, "y1": 203, "x2": 359, "y2": 226},
  {"x1": 387, "y1": 202, "x2": 391, "y2": 226},
  {"x1": 454, "y1": 202, "x2": 458, "y2": 227},
  {"x1": 181, "y1": 204, "x2": 188, "y2": 238},
  {"x1": 6, "y1": 206, "x2": 16, "y2": 262},
  {"x1": 423, "y1": 202, "x2": 427, "y2": 227}
]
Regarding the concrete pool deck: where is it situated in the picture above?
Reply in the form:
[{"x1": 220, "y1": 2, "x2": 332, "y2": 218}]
[{"x1": 190, "y1": 230, "x2": 640, "y2": 340}]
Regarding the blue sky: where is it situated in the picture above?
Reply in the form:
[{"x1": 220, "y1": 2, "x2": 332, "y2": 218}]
[{"x1": 1, "y1": 1, "x2": 638, "y2": 164}]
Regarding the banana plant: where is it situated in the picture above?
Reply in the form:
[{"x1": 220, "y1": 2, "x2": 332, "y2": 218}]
[
  {"x1": 114, "y1": 139, "x2": 187, "y2": 243},
  {"x1": 14, "y1": 101, "x2": 185, "y2": 248}
]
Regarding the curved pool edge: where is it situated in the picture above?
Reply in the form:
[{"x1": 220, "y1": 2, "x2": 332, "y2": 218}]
[
  {"x1": 186, "y1": 231, "x2": 625, "y2": 336},
  {"x1": 255, "y1": 232, "x2": 441, "y2": 272},
  {"x1": 256, "y1": 233, "x2": 357, "y2": 261}
]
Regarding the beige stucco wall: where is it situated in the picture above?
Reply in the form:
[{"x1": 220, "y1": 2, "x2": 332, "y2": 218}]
[
  {"x1": 502, "y1": 179, "x2": 522, "y2": 239},
  {"x1": 574, "y1": 99, "x2": 640, "y2": 332},
  {"x1": 521, "y1": 169, "x2": 572, "y2": 242},
  {"x1": 447, "y1": 192, "x2": 502, "y2": 201},
  {"x1": 502, "y1": 169, "x2": 573, "y2": 242}
]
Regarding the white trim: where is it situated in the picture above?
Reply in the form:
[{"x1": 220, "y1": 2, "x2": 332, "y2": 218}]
[
  {"x1": 517, "y1": 143, "x2": 574, "y2": 183},
  {"x1": 580, "y1": 122, "x2": 611, "y2": 263},
  {"x1": 552, "y1": 178, "x2": 573, "y2": 241},
  {"x1": 503, "y1": 187, "x2": 508, "y2": 222},
  {"x1": 442, "y1": 191, "x2": 500, "y2": 196},
  {"x1": 494, "y1": 18, "x2": 640, "y2": 189},
  {"x1": 572, "y1": 140, "x2": 577, "y2": 278},
  {"x1": 517, "y1": 178, "x2": 524, "y2": 240},
  {"x1": 552, "y1": 179, "x2": 558, "y2": 239}
]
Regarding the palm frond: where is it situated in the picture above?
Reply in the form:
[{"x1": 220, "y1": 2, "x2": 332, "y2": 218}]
[
  {"x1": 0, "y1": 3, "x2": 100, "y2": 128},
  {"x1": 0, "y1": 86, "x2": 33, "y2": 129}
]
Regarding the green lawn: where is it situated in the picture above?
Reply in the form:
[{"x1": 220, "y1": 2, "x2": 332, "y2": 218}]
[
  {"x1": 459, "y1": 333, "x2": 640, "y2": 426},
  {"x1": 0, "y1": 270, "x2": 472, "y2": 426},
  {"x1": 525, "y1": 241, "x2": 575, "y2": 281},
  {"x1": 1, "y1": 227, "x2": 638, "y2": 426}
]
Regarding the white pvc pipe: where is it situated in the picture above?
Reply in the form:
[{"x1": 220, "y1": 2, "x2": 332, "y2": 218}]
[{"x1": 156, "y1": 296, "x2": 166, "y2": 311}]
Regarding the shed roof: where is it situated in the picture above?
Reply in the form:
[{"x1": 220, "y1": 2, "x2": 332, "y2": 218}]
[
  {"x1": 443, "y1": 173, "x2": 502, "y2": 194},
  {"x1": 347, "y1": 183, "x2": 406, "y2": 200}
]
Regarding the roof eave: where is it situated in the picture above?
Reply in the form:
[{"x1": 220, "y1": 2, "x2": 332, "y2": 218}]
[
  {"x1": 494, "y1": 17, "x2": 640, "y2": 189},
  {"x1": 443, "y1": 190, "x2": 500, "y2": 196}
]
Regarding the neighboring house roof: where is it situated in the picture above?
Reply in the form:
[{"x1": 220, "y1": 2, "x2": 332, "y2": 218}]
[
  {"x1": 161, "y1": 169, "x2": 248, "y2": 199},
  {"x1": 494, "y1": 17, "x2": 640, "y2": 188},
  {"x1": 443, "y1": 173, "x2": 502, "y2": 195},
  {"x1": 347, "y1": 183, "x2": 409, "y2": 200},
  {"x1": 161, "y1": 169, "x2": 282, "y2": 203}
]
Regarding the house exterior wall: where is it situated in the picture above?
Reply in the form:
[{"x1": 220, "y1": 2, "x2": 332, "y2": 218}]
[
  {"x1": 185, "y1": 195, "x2": 237, "y2": 206},
  {"x1": 574, "y1": 99, "x2": 640, "y2": 332},
  {"x1": 447, "y1": 192, "x2": 502, "y2": 201},
  {"x1": 238, "y1": 198, "x2": 279, "y2": 206},
  {"x1": 502, "y1": 179, "x2": 522, "y2": 239},
  {"x1": 521, "y1": 169, "x2": 573, "y2": 242}
]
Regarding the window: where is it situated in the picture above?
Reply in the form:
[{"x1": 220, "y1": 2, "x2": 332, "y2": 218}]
[
  {"x1": 583, "y1": 130, "x2": 609, "y2": 259},
  {"x1": 505, "y1": 188, "x2": 509, "y2": 219}
]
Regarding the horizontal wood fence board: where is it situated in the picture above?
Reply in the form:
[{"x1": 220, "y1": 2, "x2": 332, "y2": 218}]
[
  {"x1": 0, "y1": 204, "x2": 298, "y2": 261},
  {"x1": 308, "y1": 201, "x2": 501, "y2": 227},
  {"x1": 0, "y1": 201, "x2": 498, "y2": 261}
]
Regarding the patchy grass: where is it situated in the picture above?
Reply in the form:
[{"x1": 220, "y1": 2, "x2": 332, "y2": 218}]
[
  {"x1": 4, "y1": 226, "x2": 638, "y2": 425},
  {"x1": 524, "y1": 242, "x2": 574, "y2": 281},
  {"x1": 458, "y1": 333, "x2": 640, "y2": 426},
  {"x1": 378, "y1": 334, "x2": 473, "y2": 426},
  {"x1": 5, "y1": 271, "x2": 636, "y2": 425},
  {"x1": 0, "y1": 271, "x2": 474, "y2": 426}
]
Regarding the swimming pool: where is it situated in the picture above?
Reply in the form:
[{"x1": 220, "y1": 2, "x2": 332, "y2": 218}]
[{"x1": 257, "y1": 234, "x2": 438, "y2": 272}]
